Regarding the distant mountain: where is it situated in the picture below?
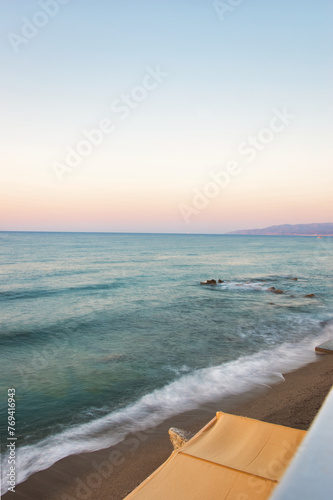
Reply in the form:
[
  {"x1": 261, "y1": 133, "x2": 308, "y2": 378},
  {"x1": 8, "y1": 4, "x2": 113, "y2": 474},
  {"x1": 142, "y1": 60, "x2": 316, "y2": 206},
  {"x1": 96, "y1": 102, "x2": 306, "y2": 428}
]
[{"x1": 227, "y1": 223, "x2": 333, "y2": 236}]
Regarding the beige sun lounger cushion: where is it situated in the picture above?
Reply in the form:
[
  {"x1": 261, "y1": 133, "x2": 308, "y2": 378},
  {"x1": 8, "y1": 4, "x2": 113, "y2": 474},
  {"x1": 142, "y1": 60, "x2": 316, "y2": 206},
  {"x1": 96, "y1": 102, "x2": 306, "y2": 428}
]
[{"x1": 125, "y1": 412, "x2": 306, "y2": 500}]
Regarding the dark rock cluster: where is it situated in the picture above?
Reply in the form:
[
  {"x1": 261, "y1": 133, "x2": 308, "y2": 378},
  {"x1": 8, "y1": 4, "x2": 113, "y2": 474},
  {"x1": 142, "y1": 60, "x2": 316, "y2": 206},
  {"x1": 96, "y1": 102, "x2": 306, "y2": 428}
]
[
  {"x1": 199, "y1": 278, "x2": 316, "y2": 299},
  {"x1": 200, "y1": 279, "x2": 224, "y2": 285},
  {"x1": 268, "y1": 287, "x2": 284, "y2": 294}
]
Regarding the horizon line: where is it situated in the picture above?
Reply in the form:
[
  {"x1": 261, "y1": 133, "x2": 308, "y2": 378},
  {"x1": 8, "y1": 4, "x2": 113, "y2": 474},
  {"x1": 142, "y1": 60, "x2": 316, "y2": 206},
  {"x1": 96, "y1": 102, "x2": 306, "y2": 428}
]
[{"x1": 0, "y1": 230, "x2": 330, "y2": 237}]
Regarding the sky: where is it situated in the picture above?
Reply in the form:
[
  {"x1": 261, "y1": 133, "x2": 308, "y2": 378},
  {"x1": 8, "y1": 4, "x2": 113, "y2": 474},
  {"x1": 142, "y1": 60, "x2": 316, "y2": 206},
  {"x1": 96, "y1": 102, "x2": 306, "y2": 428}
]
[{"x1": 0, "y1": 0, "x2": 332, "y2": 233}]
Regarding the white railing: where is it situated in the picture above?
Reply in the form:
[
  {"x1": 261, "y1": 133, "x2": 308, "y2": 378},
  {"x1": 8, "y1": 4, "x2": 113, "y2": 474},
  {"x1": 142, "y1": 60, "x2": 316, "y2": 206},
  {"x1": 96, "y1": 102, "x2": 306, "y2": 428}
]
[{"x1": 270, "y1": 385, "x2": 333, "y2": 499}]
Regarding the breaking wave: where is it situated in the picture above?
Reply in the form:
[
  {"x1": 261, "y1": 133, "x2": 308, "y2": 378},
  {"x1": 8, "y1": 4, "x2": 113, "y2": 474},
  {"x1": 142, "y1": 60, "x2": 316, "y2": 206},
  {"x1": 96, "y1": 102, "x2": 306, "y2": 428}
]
[{"x1": 1, "y1": 325, "x2": 332, "y2": 493}]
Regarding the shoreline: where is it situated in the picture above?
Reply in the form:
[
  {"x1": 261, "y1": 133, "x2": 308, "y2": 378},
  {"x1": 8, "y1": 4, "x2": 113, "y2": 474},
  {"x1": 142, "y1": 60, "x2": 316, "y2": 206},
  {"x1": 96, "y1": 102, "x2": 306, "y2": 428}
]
[{"x1": 5, "y1": 352, "x2": 333, "y2": 500}]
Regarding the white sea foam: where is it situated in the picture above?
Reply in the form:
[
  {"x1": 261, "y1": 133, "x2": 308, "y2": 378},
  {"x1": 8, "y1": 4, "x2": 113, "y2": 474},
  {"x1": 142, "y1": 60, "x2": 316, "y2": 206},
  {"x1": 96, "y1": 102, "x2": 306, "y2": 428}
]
[
  {"x1": 1, "y1": 325, "x2": 332, "y2": 493},
  {"x1": 218, "y1": 281, "x2": 269, "y2": 291},
  {"x1": 165, "y1": 364, "x2": 191, "y2": 375}
]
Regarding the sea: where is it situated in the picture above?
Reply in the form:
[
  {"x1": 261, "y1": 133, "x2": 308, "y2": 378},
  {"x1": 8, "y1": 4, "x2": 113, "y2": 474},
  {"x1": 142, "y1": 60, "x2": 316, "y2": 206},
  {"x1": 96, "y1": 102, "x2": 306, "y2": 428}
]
[{"x1": 0, "y1": 232, "x2": 333, "y2": 492}]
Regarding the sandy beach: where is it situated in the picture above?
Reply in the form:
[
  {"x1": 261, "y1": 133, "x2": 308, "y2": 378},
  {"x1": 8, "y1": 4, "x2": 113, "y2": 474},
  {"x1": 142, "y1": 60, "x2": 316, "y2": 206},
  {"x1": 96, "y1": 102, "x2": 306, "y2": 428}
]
[{"x1": 5, "y1": 352, "x2": 332, "y2": 500}]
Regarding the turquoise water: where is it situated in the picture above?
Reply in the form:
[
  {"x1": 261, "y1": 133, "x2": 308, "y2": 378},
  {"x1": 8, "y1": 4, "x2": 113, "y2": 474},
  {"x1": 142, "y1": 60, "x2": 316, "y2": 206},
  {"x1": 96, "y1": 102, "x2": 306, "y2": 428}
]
[{"x1": 0, "y1": 232, "x2": 333, "y2": 488}]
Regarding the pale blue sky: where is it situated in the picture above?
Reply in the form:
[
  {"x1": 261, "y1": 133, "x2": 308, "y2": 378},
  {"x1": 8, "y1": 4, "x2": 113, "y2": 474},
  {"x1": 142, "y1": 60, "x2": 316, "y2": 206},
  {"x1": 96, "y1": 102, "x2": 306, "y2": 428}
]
[{"x1": 1, "y1": 0, "x2": 332, "y2": 232}]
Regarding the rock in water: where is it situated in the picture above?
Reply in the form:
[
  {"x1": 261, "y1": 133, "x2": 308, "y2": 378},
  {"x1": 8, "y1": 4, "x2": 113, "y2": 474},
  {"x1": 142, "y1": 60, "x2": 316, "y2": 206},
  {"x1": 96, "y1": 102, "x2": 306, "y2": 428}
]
[
  {"x1": 168, "y1": 427, "x2": 194, "y2": 450},
  {"x1": 268, "y1": 287, "x2": 283, "y2": 294},
  {"x1": 200, "y1": 279, "x2": 217, "y2": 285},
  {"x1": 305, "y1": 293, "x2": 316, "y2": 298}
]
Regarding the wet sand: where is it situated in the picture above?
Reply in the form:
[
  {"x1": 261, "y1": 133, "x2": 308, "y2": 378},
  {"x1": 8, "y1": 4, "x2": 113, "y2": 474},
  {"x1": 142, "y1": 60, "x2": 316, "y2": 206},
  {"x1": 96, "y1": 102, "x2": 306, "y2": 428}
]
[{"x1": 5, "y1": 353, "x2": 333, "y2": 500}]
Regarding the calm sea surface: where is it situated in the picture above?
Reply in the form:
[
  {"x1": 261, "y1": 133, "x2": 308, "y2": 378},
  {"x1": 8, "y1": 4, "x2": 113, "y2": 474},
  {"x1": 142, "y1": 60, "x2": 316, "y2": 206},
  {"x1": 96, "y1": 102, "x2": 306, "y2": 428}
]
[{"x1": 1, "y1": 232, "x2": 332, "y2": 489}]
